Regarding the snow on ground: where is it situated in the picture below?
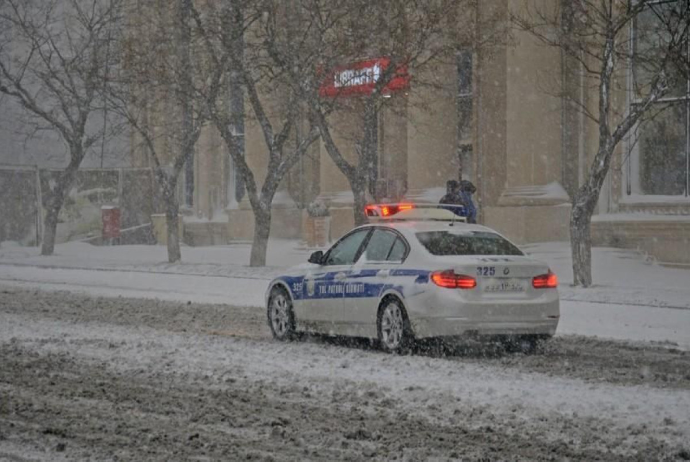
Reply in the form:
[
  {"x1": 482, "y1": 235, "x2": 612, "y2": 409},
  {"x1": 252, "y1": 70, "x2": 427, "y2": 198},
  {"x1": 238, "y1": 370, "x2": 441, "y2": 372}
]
[
  {"x1": 4, "y1": 311, "x2": 690, "y2": 445},
  {"x1": 2, "y1": 289, "x2": 690, "y2": 460},
  {"x1": 0, "y1": 266, "x2": 267, "y2": 306},
  {"x1": 0, "y1": 240, "x2": 301, "y2": 277},
  {"x1": 1, "y1": 239, "x2": 689, "y2": 348},
  {"x1": 557, "y1": 300, "x2": 690, "y2": 347},
  {"x1": 522, "y1": 242, "x2": 690, "y2": 310}
]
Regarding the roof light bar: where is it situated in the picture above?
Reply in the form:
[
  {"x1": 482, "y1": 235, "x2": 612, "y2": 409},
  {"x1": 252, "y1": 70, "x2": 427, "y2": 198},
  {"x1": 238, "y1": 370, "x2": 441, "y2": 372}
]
[
  {"x1": 365, "y1": 203, "x2": 415, "y2": 218},
  {"x1": 364, "y1": 203, "x2": 469, "y2": 222}
]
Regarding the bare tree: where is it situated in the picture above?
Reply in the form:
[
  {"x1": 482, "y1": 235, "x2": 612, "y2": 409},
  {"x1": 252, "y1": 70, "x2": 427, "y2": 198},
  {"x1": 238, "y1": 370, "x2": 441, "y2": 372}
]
[
  {"x1": 0, "y1": 0, "x2": 122, "y2": 255},
  {"x1": 514, "y1": 0, "x2": 689, "y2": 287},
  {"x1": 191, "y1": 0, "x2": 320, "y2": 267},
  {"x1": 262, "y1": 0, "x2": 488, "y2": 226},
  {"x1": 107, "y1": 0, "x2": 204, "y2": 263}
]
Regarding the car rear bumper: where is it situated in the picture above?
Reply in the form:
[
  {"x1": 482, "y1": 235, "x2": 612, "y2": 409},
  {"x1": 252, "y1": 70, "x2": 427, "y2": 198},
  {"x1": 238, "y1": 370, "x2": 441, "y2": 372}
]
[
  {"x1": 411, "y1": 316, "x2": 558, "y2": 339},
  {"x1": 406, "y1": 292, "x2": 560, "y2": 339}
]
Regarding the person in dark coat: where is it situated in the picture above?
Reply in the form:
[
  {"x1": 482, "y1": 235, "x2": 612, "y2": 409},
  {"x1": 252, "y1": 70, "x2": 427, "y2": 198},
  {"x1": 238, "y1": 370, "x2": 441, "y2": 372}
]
[
  {"x1": 439, "y1": 180, "x2": 467, "y2": 218},
  {"x1": 439, "y1": 180, "x2": 461, "y2": 205}
]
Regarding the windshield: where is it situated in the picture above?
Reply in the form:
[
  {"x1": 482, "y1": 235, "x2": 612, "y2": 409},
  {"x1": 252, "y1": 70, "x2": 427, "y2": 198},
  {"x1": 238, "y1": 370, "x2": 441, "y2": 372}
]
[{"x1": 416, "y1": 231, "x2": 524, "y2": 256}]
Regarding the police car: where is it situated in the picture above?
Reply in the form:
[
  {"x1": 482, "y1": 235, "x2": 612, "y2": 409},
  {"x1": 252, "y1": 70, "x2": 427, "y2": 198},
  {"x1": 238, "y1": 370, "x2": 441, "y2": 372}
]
[{"x1": 266, "y1": 203, "x2": 559, "y2": 353}]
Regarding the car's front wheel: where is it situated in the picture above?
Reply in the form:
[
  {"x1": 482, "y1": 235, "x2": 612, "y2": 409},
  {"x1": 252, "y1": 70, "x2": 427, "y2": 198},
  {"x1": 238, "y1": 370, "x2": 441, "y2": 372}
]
[
  {"x1": 377, "y1": 297, "x2": 413, "y2": 353},
  {"x1": 267, "y1": 286, "x2": 296, "y2": 341}
]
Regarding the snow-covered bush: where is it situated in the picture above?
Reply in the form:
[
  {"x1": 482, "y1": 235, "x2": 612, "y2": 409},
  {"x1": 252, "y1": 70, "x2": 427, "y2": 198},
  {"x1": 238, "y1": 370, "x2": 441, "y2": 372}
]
[{"x1": 306, "y1": 200, "x2": 330, "y2": 218}]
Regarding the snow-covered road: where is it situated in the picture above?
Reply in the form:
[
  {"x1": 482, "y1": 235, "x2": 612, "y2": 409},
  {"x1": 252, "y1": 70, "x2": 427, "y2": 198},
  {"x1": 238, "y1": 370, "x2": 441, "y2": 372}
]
[
  {"x1": 1, "y1": 289, "x2": 689, "y2": 461},
  {"x1": 1, "y1": 263, "x2": 689, "y2": 349}
]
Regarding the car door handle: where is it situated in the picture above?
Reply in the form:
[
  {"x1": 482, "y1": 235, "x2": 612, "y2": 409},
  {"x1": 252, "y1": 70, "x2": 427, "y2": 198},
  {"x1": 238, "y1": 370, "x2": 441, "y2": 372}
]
[
  {"x1": 334, "y1": 272, "x2": 347, "y2": 282},
  {"x1": 377, "y1": 269, "x2": 390, "y2": 278}
]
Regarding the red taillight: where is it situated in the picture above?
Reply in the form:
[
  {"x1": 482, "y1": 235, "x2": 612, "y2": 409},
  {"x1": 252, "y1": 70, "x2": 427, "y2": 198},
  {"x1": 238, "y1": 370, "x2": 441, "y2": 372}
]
[
  {"x1": 431, "y1": 270, "x2": 477, "y2": 289},
  {"x1": 381, "y1": 206, "x2": 391, "y2": 216},
  {"x1": 533, "y1": 271, "x2": 558, "y2": 289}
]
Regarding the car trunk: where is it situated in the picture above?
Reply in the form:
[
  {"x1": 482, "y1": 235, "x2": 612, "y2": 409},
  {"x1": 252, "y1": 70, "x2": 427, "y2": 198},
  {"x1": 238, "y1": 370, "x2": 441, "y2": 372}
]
[{"x1": 438, "y1": 255, "x2": 553, "y2": 302}]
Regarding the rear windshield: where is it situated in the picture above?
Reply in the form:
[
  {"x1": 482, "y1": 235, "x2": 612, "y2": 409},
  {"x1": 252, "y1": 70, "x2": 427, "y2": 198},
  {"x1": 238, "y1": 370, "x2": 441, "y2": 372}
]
[{"x1": 416, "y1": 231, "x2": 524, "y2": 256}]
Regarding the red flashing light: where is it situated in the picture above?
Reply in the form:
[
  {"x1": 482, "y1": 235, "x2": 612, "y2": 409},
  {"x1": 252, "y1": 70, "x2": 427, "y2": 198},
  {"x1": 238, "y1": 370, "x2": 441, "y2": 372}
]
[
  {"x1": 364, "y1": 203, "x2": 415, "y2": 218},
  {"x1": 431, "y1": 270, "x2": 477, "y2": 289},
  {"x1": 533, "y1": 271, "x2": 558, "y2": 289}
]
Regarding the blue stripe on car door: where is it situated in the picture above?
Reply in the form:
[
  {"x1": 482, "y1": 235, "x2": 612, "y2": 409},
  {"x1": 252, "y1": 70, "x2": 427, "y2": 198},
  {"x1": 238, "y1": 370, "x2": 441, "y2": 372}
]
[{"x1": 281, "y1": 269, "x2": 431, "y2": 300}]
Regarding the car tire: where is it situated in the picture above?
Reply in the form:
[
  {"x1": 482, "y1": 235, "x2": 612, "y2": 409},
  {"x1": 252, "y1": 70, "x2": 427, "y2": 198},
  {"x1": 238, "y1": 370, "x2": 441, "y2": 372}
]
[
  {"x1": 267, "y1": 286, "x2": 296, "y2": 341},
  {"x1": 377, "y1": 297, "x2": 414, "y2": 354}
]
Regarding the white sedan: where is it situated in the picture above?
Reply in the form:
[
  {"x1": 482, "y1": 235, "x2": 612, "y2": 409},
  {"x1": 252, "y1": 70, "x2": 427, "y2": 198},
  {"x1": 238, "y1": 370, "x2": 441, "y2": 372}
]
[{"x1": 266, "y1": 206, "x2": 559, "y2": 353}]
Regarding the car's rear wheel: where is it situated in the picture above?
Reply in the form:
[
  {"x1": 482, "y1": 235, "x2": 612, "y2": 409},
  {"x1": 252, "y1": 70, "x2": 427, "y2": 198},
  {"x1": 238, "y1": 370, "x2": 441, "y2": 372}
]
[
  {"x1": 267, "y1": 286, "x2": 296, "y2": 341},
  {"x1": 377, "y1": 297, "x2": 413, "y2": 353}
]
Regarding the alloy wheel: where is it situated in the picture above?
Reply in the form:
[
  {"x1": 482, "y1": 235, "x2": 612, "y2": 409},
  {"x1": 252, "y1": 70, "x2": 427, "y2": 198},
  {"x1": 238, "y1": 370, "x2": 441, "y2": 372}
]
[
  {"x1": 270, "y1": 292, "x2": 291, "y2": 338},
  {"x1": 380, "y1": 302, "x2": 405, "y2": 350}
]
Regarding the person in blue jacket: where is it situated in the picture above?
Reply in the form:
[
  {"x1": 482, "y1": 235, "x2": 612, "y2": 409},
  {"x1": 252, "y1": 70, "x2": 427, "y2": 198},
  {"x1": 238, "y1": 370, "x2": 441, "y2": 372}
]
[{"x1": 458, "y1": 179, "x2": 477, "y2": 223}]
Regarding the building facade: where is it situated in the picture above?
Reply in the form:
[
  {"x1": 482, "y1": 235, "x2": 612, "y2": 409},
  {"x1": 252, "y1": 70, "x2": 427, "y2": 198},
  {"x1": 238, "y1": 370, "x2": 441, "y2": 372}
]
[{"x1": 141, "y1": 0, "x2": 690, "y2": 265}]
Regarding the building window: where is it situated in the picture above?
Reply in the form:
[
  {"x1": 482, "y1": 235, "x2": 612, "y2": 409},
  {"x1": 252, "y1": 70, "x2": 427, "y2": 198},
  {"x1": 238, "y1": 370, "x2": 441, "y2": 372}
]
[
  {"x1": 629, "y1": 0, "x2": 689, "y2": 197},
  {"x1": 638, "y1": 102, "x2": 687, "y2": 195},
  {"x1": 183, "y1": 157, "x2": 194, "y2": 207}
]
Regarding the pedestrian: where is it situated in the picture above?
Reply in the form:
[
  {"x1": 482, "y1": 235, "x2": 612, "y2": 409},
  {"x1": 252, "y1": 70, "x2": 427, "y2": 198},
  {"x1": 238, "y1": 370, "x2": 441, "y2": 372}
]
[
  {"x1": 458, "y1": 179, "x2": 477, "y2": 223},
  {"x1": 439, "y1": 180, "x2": 461, "y2": 205},
  {"x1": 439, "y1": 180, "x2": 466, "y2": 218}
]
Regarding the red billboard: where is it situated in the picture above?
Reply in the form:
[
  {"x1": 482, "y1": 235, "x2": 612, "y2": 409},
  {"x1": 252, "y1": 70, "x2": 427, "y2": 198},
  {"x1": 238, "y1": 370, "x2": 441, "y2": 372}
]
[{"x1": 319, "y1": 57, "x2": 409, "y2": 98}]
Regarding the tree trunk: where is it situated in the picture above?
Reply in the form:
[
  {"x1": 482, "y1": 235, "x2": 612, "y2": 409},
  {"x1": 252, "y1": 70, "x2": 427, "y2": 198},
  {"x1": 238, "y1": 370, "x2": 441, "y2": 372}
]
[
  {"x1": 165, "y1": 185, "x2": 182, "y2": 263},
  {"x1": 40, "y1": 166, "x2": 79, "y2": 256},
  {"x1": 228, "y1": 0, "x2": 246, "y2": 203},
  {"x1": 350, "y1": 175, "x2": 368, "y2": 226},
  {"x1": 570, "y1": 193, "x2": 593, "y2": 287},
  {"x1": 569, "y1": 137, "x2": 615, "y2": 287},
  {"x1": 41, "y1": 202, "x2": 61, "y2": 256},
  {"x1": 250, "y1": 205, "x2": 271, "y2": 267},
  {"x1": 362, "y1": 98, "x2": 379, "y2": 200}
]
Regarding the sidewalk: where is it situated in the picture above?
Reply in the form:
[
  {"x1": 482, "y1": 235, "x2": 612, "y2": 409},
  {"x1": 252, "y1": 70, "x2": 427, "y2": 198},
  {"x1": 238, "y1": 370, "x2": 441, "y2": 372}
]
[
  {"x1": 1, "y1": 240, "x2": 689, "y2": 348},
  {"x1": 523, "y1": 242, "x2": 690, "y2": 310},
  {"x1": 1, "y1": 240, "x2": 688, "y2": 308},
  {"x1": 0, "y1": 240, "x2": 301, "y2": 280}
]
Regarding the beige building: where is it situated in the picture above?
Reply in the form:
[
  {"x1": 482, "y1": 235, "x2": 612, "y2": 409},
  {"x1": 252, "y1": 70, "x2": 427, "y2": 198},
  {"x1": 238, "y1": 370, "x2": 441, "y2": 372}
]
[{"x1": 143, "y1": 1, "x2": 690, "y2": 266}]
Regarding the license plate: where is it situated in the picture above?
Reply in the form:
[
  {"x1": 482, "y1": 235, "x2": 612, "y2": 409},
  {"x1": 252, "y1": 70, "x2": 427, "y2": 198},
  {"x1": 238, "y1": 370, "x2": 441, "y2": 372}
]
[{"x1": 483, "y1": 279, "x2": 525, "y2": 293}]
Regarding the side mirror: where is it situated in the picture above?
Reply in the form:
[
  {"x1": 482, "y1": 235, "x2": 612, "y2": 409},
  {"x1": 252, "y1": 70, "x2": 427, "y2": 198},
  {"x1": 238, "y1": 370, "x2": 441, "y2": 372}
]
[{"x1": 308, "y1": 250, "x2": 324, "y2": 265}]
